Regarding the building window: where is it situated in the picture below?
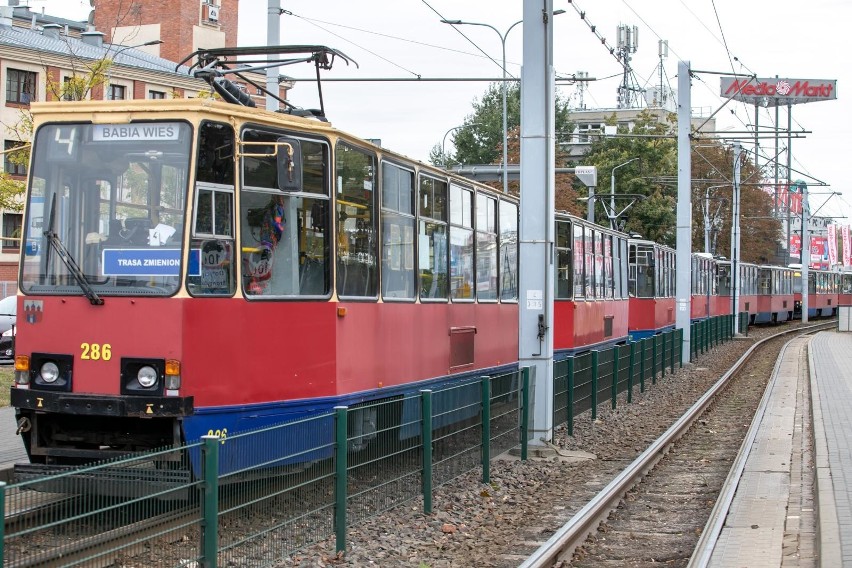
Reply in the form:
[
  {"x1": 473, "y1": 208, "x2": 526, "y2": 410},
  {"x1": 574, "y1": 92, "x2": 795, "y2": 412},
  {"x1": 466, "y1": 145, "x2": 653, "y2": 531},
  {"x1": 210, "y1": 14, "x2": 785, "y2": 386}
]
[
  {"x1": 2, "y1": 213, "x2": 22, "y2": 249},
  {"x1": 6, "y1": 68, "x2": 36, "y2": 104},
  {"x1": 108, "y1": 84, "x2": 126, "y2": 100},
  {"x1": 3, "y1": 141, "x2": 26, "y2": 176},
  {"x1": 149, "y1": 90, "x2": 166, "y2": 99}
]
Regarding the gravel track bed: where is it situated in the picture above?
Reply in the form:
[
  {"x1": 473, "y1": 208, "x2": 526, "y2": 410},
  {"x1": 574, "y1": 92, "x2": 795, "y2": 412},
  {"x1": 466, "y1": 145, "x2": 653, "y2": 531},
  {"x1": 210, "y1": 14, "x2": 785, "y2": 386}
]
[
  {"x1": 279, "y1": 324, "x2": 803, "y2": 568},
  {"x1": 568, "y1": 330, "x2": 794, "y2": 567}
]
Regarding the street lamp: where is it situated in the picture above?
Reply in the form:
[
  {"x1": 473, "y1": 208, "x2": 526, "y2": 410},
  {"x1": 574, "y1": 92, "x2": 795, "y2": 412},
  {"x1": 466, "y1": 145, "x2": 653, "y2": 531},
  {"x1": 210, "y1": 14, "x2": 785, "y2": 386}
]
[
  {"x1": 609, "y1": 157, "x2": 639, "y2": 229},
  {"x1": 442, "y1": 123, "x2": 482, "y2": 167},
  {"x1": 105, "y1": 39, "x2": 164, "y2": 97},
  {"x1": 441, "y1": 11, "x2": 565, "y2": 194}
]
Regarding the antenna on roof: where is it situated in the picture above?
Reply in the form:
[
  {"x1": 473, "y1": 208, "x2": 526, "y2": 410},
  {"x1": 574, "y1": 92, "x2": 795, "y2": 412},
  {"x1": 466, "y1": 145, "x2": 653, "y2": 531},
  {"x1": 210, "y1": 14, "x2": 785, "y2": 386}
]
[{"x1": 177, "y1": 45, "x2": 357, "y2": 120}]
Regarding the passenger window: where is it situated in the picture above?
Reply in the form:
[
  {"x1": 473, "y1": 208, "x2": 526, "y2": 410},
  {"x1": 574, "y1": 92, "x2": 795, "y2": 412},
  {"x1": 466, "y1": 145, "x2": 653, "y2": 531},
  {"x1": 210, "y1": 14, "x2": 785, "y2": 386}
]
[
  {"x1": 419, "y1": 176, "x2": 448, "y2": 300},
  {"x1": 187, "y1": 122, "x2": 236, "y2": 297},
  {"x1": 336, "y1": 142, "x2": 377, "y2": 298},
  {"x1": 381, "y1": 162, "x2": 415, "y2": 300}
]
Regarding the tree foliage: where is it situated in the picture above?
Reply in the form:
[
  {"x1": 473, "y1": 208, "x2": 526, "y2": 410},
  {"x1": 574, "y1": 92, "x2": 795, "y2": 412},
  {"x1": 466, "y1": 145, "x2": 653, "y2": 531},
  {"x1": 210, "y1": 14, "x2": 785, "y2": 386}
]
[{"x1": 430, "y1": 83, "x2": 580, "y2": 211}]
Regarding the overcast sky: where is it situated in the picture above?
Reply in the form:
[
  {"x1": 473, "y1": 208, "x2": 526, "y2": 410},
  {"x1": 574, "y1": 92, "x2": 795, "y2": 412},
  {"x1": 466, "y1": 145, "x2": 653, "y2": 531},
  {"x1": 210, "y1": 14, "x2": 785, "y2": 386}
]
[{"x1": 32, "y1": 0, "x2": 852, "y2": 223}]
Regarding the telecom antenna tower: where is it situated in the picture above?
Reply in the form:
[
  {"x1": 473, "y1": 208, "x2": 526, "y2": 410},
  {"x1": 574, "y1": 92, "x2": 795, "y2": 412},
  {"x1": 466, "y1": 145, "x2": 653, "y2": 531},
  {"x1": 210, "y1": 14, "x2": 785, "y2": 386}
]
[
  {"x1": 616, "y1": 24, "x2": 640, "y2": 108},
  {"x1": 575, "y1": 71, "x2": 588, "y2": 109},
  {"x1": 657, "y1": 39, "x2": 669, "y2": 107}
]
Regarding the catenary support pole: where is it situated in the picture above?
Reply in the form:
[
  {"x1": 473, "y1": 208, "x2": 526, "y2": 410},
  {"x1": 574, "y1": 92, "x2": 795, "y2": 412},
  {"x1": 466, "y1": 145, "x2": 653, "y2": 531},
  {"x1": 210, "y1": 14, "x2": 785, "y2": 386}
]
[
  {"x1": 803, "y1": 182, "x2": 810, "y2": 322},
  {"x1": 520, "y1": 0, "x2": 556, "y2": 445},
  {"x1": 266, "y1": 0, "x2": 280, "y2": 112},
  {"x1": 732, "y1": 142, "x2": 742, "y2": 336},
  {"x1": 676, "y1": 60, "x2": 692, "y2": 363}
]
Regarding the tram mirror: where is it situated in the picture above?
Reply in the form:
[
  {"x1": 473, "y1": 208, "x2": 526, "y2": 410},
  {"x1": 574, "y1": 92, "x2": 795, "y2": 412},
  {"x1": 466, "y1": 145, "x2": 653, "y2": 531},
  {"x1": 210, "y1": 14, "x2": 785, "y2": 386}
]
[{"x1": 276, "y1": 137, "x2": 303, "y2": 192}]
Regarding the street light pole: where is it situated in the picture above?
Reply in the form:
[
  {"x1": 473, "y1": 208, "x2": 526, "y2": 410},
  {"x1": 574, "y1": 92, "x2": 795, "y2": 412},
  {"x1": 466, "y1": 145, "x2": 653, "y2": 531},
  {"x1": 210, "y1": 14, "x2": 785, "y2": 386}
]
[
  {"x1": 609, "y1": 157, "x2": 639, "y2": 230},
  {"x1": 442, "y1": 123, "x2": 482, "y2": 167},
  {"x1": 441, "y1": 12, "x2": 563, "y2": 194},
  {"x1": 105, "y1": 39, "x2": 163, "y2": 97}
]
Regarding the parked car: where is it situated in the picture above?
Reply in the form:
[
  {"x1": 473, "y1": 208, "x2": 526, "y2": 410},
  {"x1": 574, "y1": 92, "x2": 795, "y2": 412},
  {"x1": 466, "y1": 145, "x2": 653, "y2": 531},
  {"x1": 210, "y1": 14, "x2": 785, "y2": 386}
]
[
  {"x1": 0, "y1": 295, "x2": 15, "y2": 334},
  {"x1": 0, "y1": 326, "x2": 13, "y2": 360}
]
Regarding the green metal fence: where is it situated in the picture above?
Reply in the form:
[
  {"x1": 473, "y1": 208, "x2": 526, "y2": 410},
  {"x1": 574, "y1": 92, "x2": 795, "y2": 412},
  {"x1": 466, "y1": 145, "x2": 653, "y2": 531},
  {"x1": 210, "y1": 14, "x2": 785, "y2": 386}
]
[
  {"x1": 2, "y1": 370, "x2": 526, "y2": 567},
  {"x1": 553, "y1": 314, "x2": 741, "y2": 435},
  {"x1": 2, "y1": 314, "x2": 747, "y2": 567}
]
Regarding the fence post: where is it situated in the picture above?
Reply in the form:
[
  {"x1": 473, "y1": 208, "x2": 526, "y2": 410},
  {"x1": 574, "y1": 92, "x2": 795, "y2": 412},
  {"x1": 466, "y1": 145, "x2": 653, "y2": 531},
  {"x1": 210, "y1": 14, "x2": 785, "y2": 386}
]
[
  {"x1": 521, "y1": 367, "x2": 530, "y2": 460},
  {"x1": 481, "y1": 376, "x2": 491, "y2": 483},
  {"x1": 627, "y1": 341, "x2": 635, "y2": 403},
  {"x1": 201, "y1": 435, "x2": 219, "y2": 568},
  {"x1": 0, "y1": 481, "x2": 5, "y2": 563},
  {"x1": 651, "y1": 336, "x2": 658, "y2": 385},
  {"x1": 611, "y1": 346, "x2": 619, "y2": 410},
  {"x1": 421, "y1": 389, "x2": 433, "y2": 513},
  {"x1": 669, "y1": 330, "x2": 676, "y2": 374},
  {"x1": 566, "y1": 358, "x2": 575, "y2": 437},
  {"x1": 591, "y1": 351, "x2": 599, "y2": 420},
  {"x1": 639, "y1": 339, "x2": 646, "y2": 392},
  {"x1": 660, "y1": 332, "x2": 667, "y2": 377},
  {"x1": 334, "y1": 406, "x2": 348, "y2": 553},
  {"x1": 678, "y1": 328, "x2": 684, "y2": 368}
]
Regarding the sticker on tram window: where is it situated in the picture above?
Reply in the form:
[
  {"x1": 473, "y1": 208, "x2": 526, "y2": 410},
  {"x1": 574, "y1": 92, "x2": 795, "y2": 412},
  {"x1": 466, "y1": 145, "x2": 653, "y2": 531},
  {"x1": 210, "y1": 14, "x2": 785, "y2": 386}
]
[
  {"x1": 80, "y1": 343, "x2": 112, "y2": 361},
  {"x1": 102, "y1": 248, "x2": 181, "y2": 276}
]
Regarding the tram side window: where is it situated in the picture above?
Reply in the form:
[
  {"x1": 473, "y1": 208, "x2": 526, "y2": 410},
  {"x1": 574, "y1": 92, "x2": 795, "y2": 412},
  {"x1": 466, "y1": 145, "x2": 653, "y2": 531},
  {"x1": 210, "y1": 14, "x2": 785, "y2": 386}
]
[
  {"x1": 419, "y1": 175, "x2": 448, "y2": 299},
  {"x1": 573, "y1": 224, "x2": 584, "y2": 299},
  {"x1": 499, "y1": 199, "x2": 518, "y2": 301},
  {"x1": 380, "y1": 162, "x2": 415, "y2": 300},
  {"x1": 336, "y1": 142, "x2": 377, "y2": 298},
  {"x1": 240, "y1": 130, "x2": 331, "y2": 297},
  {"x1": 585, "y1": 227, "x2": 594, "y2": 298},
  {"x1": 449, "y1": 184, "x2": 474, "y2": 300},
  {"x1": 604, "y1": 235, "x2": 613, "y2": 298},
  {"x1": 476, "y1": 193, "x2": 497, "y2": 301},
  {"x1": 555, "y1": 220, "x2": 572, "y2": 299},
  {"x1": 188, "y1": 122, "x2": 236, "y2": 296}
]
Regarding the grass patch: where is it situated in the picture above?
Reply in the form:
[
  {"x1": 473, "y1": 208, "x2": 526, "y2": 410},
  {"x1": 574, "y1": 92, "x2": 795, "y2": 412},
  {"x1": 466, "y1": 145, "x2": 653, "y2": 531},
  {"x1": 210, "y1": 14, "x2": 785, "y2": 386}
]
[{"x1": 0, "y1": 366, "x2": 13, "y2": 406}]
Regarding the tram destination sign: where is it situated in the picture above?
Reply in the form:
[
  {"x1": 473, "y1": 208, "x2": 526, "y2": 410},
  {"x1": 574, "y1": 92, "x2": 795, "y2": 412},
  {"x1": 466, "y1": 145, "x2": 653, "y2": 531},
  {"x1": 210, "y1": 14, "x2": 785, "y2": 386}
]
[
  {"x1": 92, "y1": 123, "x2": 181, "y2": 142},
  {"x1": 720, "y1": 77, "x2": 836, "y2": 106}
]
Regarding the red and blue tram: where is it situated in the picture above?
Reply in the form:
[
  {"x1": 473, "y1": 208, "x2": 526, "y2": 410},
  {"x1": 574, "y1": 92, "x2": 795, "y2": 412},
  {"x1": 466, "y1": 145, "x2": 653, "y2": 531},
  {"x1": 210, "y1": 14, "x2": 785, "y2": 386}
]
[
  {"x1": 691, "y1": 253, "x2": 715, "y2": 322},
  {"x1": 554, "y1": 214, "x2": 629, "y2": 355},
  {"x1": 626, "y1": 238, "x2": 675, "y2": 339},
  {"x1": 11, "y1": 98, "x2": 524, "y2": 467},
  {"x1": 711, "y1": 260, "x2": 761, "y2": 322},
  {"x1": 840, "y1": 272, "x2": 852, "y2": 306},
  {"x1": 791, "y1": 266, "x2": 839, "y2": 319},
  {"x1": 754, "y1": 265, "x2": 794, "y2": 324}
]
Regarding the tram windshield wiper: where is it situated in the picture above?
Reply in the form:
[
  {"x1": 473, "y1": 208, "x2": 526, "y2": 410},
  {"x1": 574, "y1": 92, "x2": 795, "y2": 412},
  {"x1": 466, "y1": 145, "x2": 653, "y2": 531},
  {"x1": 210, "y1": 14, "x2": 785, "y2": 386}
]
[
  {"x1": 43, "y1": 195, "x2": 104, "y2": 306},
  {"x1": 44, "y1": 232, "x2": 103, "y2": 306}
]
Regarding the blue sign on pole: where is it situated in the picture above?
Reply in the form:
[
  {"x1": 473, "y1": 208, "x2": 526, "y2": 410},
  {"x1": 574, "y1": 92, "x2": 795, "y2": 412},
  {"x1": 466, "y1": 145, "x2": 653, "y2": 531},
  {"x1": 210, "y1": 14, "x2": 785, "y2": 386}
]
[{"x1": 102, "y1": 248, "x2": 181, "y2": 276}]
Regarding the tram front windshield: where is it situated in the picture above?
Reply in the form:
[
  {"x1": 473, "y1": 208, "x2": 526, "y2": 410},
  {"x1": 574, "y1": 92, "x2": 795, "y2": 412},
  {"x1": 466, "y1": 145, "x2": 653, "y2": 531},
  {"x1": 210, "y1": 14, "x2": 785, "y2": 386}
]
[{"x1": 21, "y1": 122, "x2": 191, "y2": 297}]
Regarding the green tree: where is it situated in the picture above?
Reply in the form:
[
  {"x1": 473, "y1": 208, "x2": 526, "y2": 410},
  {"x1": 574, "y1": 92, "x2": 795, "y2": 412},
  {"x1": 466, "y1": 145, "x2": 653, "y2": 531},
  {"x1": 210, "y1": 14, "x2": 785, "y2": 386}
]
[
  {"x1": 432, "y1": 82, "x2": 576, "y2": 200},
  {"x1": 578, "y1": 110, "x2": 678, "y2": 242}
]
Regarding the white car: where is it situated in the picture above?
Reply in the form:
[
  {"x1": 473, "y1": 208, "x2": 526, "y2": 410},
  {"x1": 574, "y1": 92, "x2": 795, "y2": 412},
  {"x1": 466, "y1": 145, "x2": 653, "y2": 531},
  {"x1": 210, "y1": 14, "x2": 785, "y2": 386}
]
[
  {"x1": 0, "y1": 295, "x2": 15, "y2": 334},
  {"x1": 0, "y1": 326, "x2": 13, "y2": 360}
]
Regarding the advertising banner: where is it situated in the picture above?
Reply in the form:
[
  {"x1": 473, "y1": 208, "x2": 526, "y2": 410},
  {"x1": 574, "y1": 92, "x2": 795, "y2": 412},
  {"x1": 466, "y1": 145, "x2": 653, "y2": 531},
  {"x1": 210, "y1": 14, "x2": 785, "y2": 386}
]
[
  {"x1": 828, "y1": 224, "x2": 838, "y2": 266},
  {"x1": 810, "y1": 236, "x2": 828, "y2": 269},
  {"x1": 790, "y1": 234, "x2": 801, "y2": 259},
  {"x1": 843, "y1": 225, "x2": 851, "y2": 267}
]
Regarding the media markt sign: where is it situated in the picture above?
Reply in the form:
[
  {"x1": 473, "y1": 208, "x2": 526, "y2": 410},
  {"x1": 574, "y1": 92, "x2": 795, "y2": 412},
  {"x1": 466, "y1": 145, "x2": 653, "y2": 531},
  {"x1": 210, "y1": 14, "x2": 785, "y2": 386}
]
[{"x1": 720, "y1": 77, "x2": 837, "y2": 106}]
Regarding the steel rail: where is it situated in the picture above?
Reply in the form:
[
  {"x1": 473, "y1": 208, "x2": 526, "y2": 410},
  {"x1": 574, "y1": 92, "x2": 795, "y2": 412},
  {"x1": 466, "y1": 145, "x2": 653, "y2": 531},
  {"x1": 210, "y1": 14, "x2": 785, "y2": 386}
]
[{"x1": 519, "y1": 321, "x2": 834, "y2": 568}]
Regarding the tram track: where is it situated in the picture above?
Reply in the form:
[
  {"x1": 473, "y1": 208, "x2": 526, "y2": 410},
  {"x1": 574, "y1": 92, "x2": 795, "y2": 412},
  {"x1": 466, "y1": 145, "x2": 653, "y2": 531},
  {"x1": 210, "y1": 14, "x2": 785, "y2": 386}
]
[{"x1": 518, "y1": 322, "x2": 832, "y2": 568}]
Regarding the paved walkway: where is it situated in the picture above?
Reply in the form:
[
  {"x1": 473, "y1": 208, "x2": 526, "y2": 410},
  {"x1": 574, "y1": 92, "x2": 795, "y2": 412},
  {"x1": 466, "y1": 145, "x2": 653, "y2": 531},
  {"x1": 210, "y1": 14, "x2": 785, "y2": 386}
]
[
  {"x1": 0, "y1": 405, "x2": 27, "y2": 476},
  {"x1": 706, "y1": 335, "x2": 815, "y2": 567},
  {"x1": 808, "y1": 331, "x2": 852, "y2": 567}
]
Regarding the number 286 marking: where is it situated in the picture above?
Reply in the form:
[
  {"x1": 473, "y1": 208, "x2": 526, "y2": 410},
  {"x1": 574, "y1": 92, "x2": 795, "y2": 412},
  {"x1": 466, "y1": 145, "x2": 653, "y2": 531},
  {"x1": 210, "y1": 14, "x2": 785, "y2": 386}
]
[{"x1": 80, "y1": 343, "x2": 112, "y2": 361}]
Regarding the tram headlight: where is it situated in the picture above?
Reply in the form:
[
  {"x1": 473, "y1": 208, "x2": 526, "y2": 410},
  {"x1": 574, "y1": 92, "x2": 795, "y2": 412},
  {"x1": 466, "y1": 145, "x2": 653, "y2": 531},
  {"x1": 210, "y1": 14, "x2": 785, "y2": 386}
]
[
  {"x1": 137, "y1": 365, "x2": 159, "y2": 388},
  {"x1": 40, "y1": 361, "x2": 60, "y2": 384}
]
